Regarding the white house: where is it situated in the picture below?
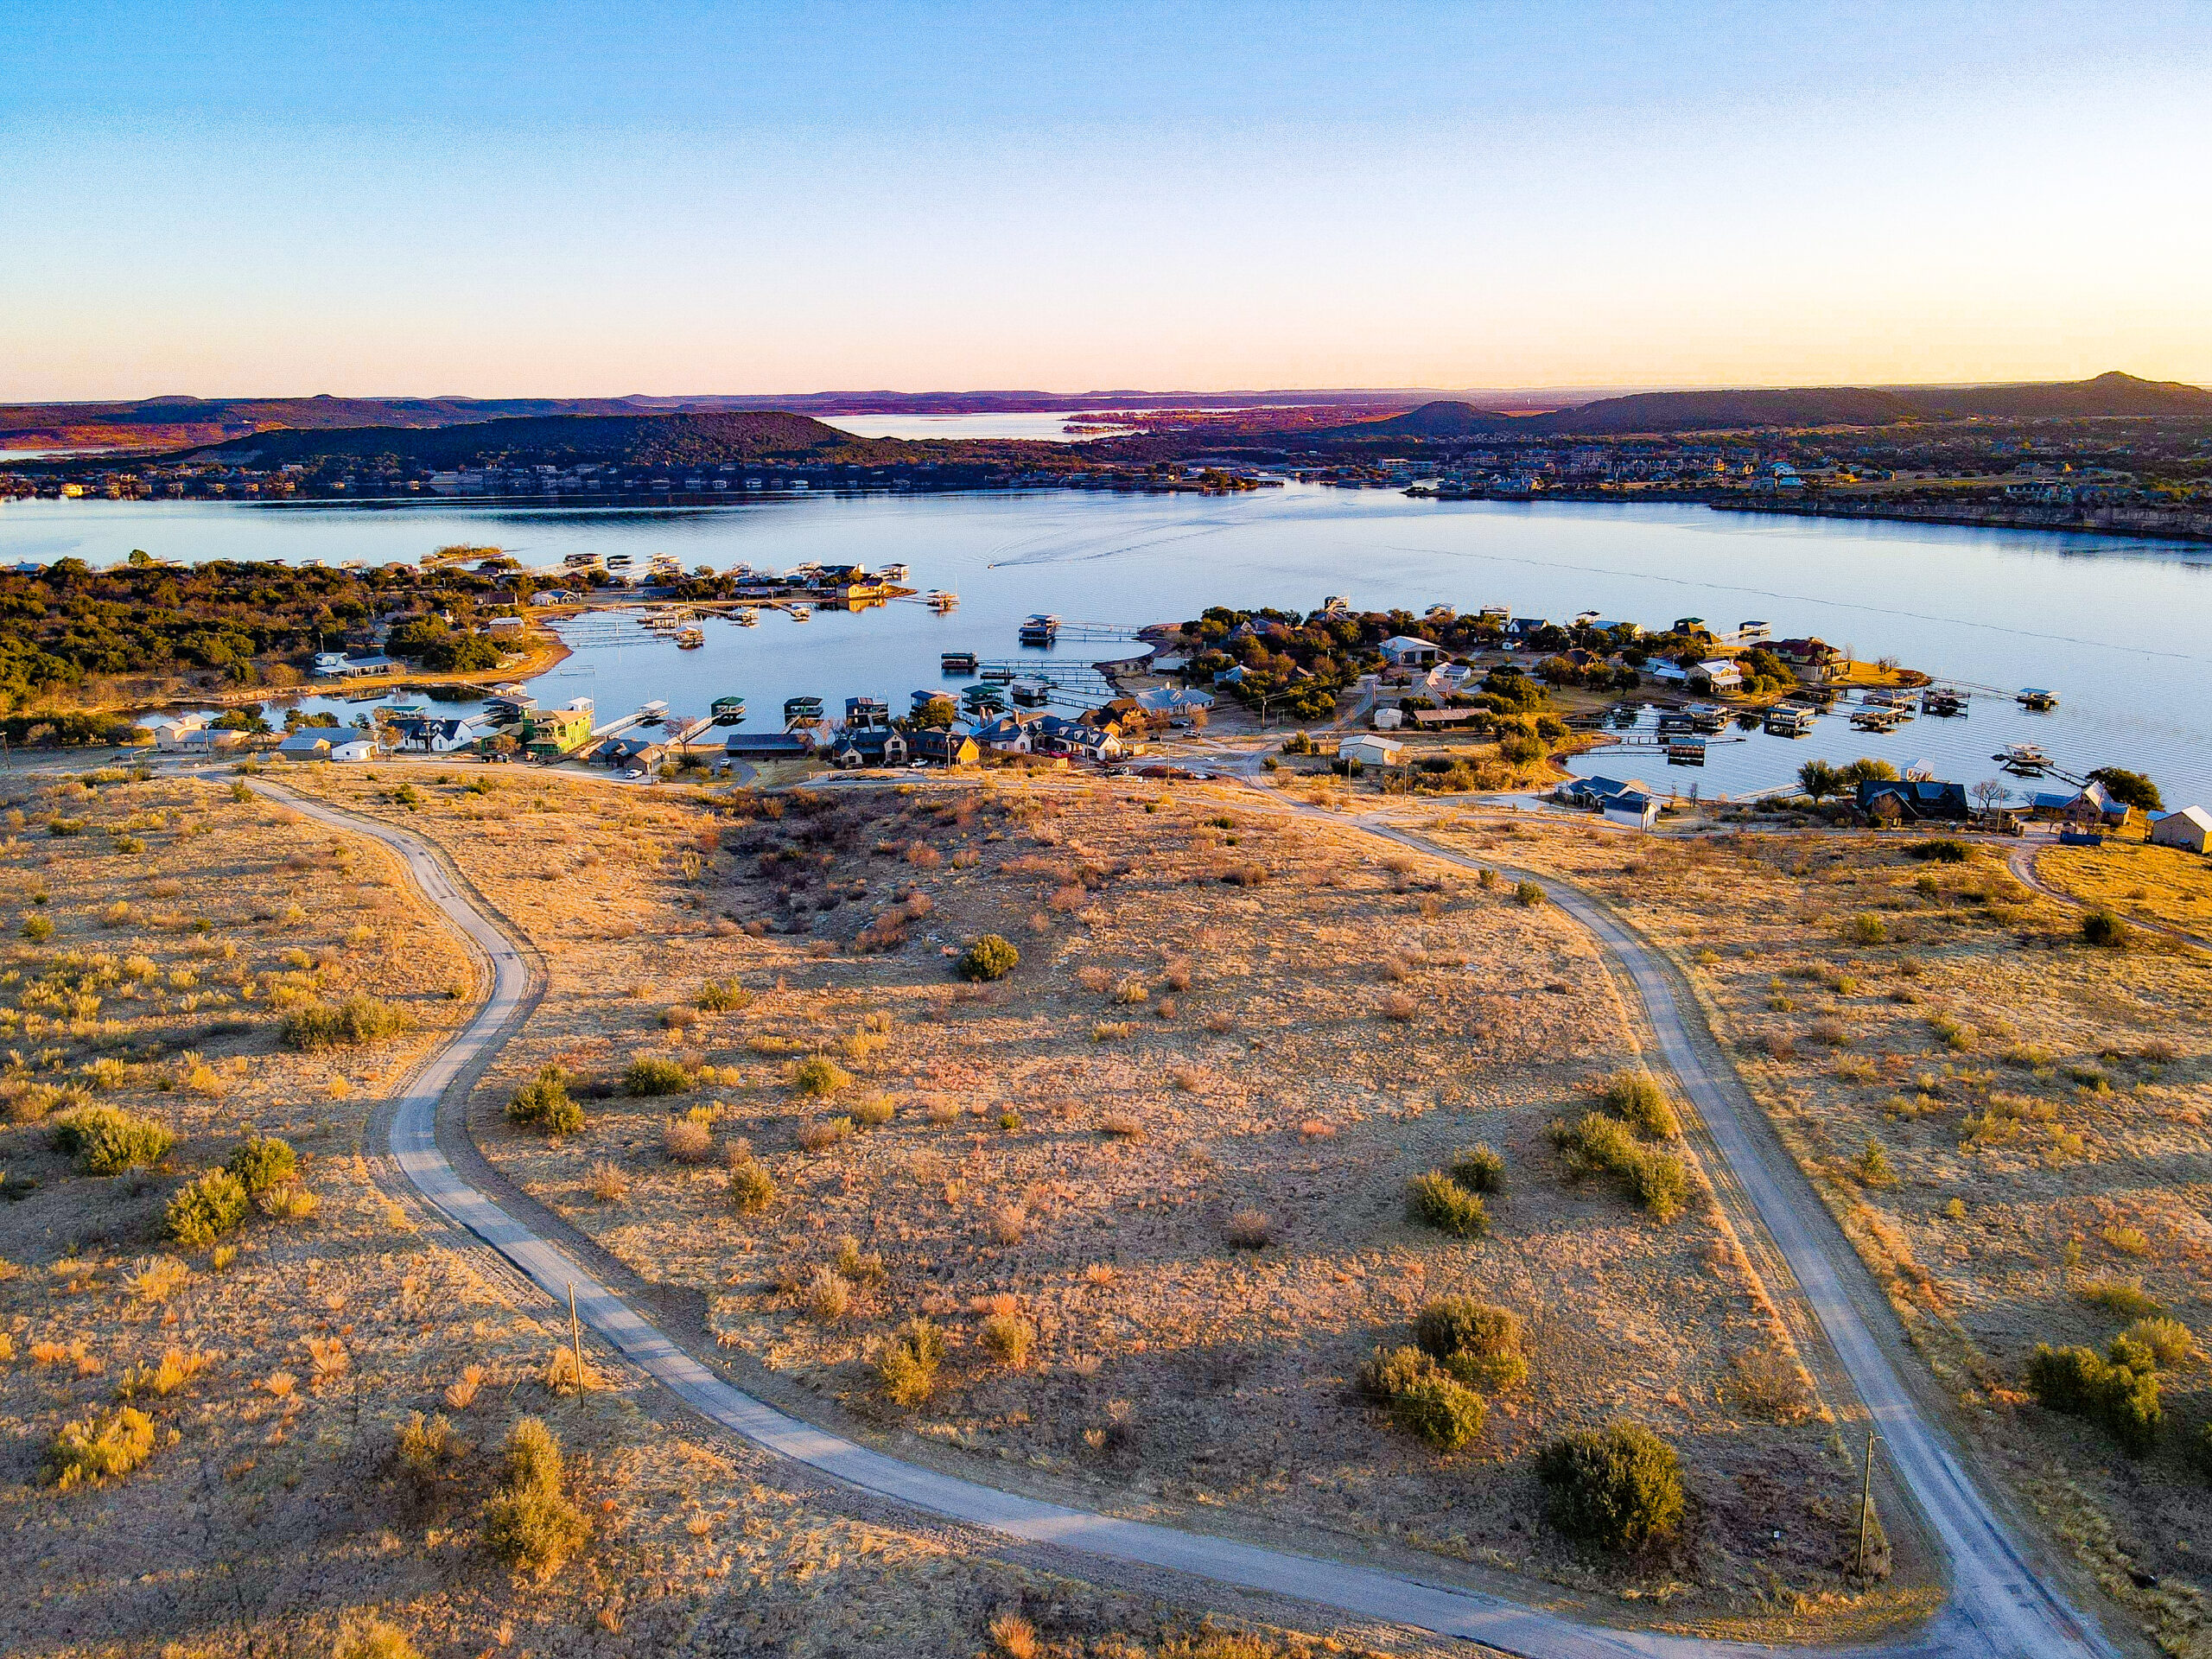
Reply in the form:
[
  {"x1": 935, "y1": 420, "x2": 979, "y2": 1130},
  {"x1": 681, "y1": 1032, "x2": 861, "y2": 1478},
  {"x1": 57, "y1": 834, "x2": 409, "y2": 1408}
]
[
  {"x1": 1372, "y1": 707, "x2": 1404, "y2": 731},
  {"x1": 1695, "y1": 658, "x2": 1745, "y2": 692},
  {"x1": 329, "y1": 738, "x2": 377, "y2": 762},
  {"x1": 1602, "y1": 791, "x2": 1664, "y2": 830},
  {"x1": 486, "y1": 616, "x2": 525, "y2": 635},
  {"x1": 2149, "y1": 805, "x2": 2212, "y2": 855},
  {"x1": 1132, "y1": 686, "x2": 1213, "y2": 719},
  {"x1": 1378, "y1": 635, "x2": 1440, "y2": 668},
  {"x1": 1339, "y1": 734, "x2": 1404, "y2": 768},
  {"x1": 149, "y1": 714, "x2": 207, "y2": 751}
]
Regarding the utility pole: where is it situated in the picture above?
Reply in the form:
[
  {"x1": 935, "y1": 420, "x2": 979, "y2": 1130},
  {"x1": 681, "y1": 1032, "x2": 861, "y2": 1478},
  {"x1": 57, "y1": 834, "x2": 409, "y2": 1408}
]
[
  {"x1": 1857, "y1": 1427, "x2": 1879, "y2": 1576},
  {"x1": 567, "y1": 1281, "x2": 587, "y2": 1391}
]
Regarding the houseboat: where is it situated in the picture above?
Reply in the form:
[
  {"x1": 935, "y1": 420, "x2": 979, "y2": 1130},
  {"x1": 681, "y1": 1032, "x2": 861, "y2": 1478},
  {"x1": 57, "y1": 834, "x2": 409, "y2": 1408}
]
[
  {"x1": 1009, "y1": 679, "x2": 1052, "y2": 708},
  {"x1": 783, "y1": 695, "x2": 824, "y2": 724},
  {"x1": 787, "y1": 603, "x2": 812, "y2": 622},
  {"x1": 676, "y1": 626, "x2": 705, "y2": 650},
  {"x1": 2016, "y1": 688, "x2": 2059, "y2": 710},
  {"x1": 1018, "y1": 613, "x2": 1059, "y2": 646},
  {"x1": 940, "y1": 651, "x2": 979, "y2": 675},
  {"x1": 711, "y1": 696, "x2": 747, "y2": 725},
  {"x1": 1763, "y1": 703, "x2": 1818, "y2": 737},
  {"x1": 1685, "y1": 702, "x2": 1728, "y2": 734},
  {"x1": 605, "y1": 554, "x2": 635, "y2": 578},
  {"x1": 1851, "y1": 706, "x2": 1908, "y2": 732},
  {"x1": 962, "y1": 684, "x2": 1007, "y2": 715}
]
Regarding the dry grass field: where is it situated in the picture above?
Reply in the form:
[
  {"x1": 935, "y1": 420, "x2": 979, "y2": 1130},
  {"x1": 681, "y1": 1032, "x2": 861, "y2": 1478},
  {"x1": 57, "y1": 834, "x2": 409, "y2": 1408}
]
[
  {"x1": 2041, "y1": 835, "x2": 2212, "y2": 941},
  {"x1": 1426, "y1": 811, "x2": 2212, "y2": 1657},
  {"x1": 0, "y1": 763, "x2": 1409, "y2": 1659},
  {"x1": 276, "y1": 761, "x2": 1936, "y2": 1643}
]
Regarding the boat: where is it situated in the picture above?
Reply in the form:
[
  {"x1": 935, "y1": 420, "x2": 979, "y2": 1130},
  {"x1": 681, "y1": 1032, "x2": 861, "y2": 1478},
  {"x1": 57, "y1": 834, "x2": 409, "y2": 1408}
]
[
  {"x1": 1010, "y1": 679, "x2": 1052, "y2": 708},
  {"x1": 2016, "y1": 688, "x2": 2059, "y2": 710},
  {"x1": 788, "y1": 603, "x2": 811, "y2": 622},
  {"x1": 1921, "y1": 689, "x2": 1968, "y2": 717},
  {"x1": 1019, "y1": 613, "x2": 1059, "y2": 645},
  {"x1": 676, "y1": 627, "x2": 705, "y2": 649},
  {"x1": 783, "y1": 695, "x2": 824, "y2": 723},
  {"x1": 1851, "y1": 707, "x2": 1908, "y2": 732},
  {"x1": 1666, "y1": 735, "x2": 1707, "y2": 765},
  {"x1": 733, "y1": 607, "x2": 758, "y2": 626},
  {"x1": 880, "y1": 563, "x2": 910, "y2": 581},
  {"x1": 1998, "y1": 742, "x2": 2050, "y2": 774},
  {"x1": 925, "y1": 589, "x2": 959, "y2": 611},
  {"x1": 711, "y1": 696, "x2": 747, "y2": 725},
  {"x1": 940, "y1": 650, "x2": 979, "y2": 675}
]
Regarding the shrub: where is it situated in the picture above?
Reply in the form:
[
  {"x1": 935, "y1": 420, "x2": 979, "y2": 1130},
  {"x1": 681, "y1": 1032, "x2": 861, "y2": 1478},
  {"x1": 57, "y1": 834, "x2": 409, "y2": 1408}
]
[
  {"x1": 225, "y1": 1135, "x2": 296, "y2": 1197},
  {"x1": 50, "y1": 1105, "x2": 174, "y2": 1174},
  {"x1": 696, "y1": 977, "x2": 752, "y2": 1013},
  {"x1": 662, "y1": 1116, "x2": 713, "y2": 1163},
  {"x1": 623, "y1": 1055, "x2": 691, "y2": 1096},
  {"x1": 2075, "y1": 1276, "x2": 2162, "y2": 1319},
  {"x1": 1357, "y1": 1344, "x2": 1436, "y2": 1402},
  {"x1": 850, "y1": 1092, "x2": 896, "y2": 1128},
  {"x1": 1389, "y1": 1370, "x2": 1488, "y2": 1450},
  {"x1": 1513, "y1": 880, "x2": 1544, "y2": 907},
  {"x1": 1536, "y1": 1422, "x2": 1686, "y2": 1551},
  {"x1": 1550, "y1": 1113, "x2": 1689, "y2": 1221},
  {"x1": 22, "y1": 914, "x2": 54, "y2": 942},
  {"x1": 1413, "y1": 1298, "x2": 1529, "y2": 1390},
  {"x1": 2119, "y1": 1317, "x2": 2199, "y2": 1370},
  {"x1": 2081, "y1": 909, "x2": 2129, "y2": 948},
  {"x1": 396, "y1": 1410, "x2": 460, "y2": 1485},
  {"x1": 1224, "y1": 1208, "x2": 1272, "y2": 1249},
  {"x1": 2196, "y1": 1422, "x2": 2212, "y2": 1481},
  {"x1": 281, "y1": 995, "x2": 411, "y2": 1050},
  {"x1": 803, "y1": 1268, "x2": 852, "y2": 1321},
  {"x1": 1598, "y1": 1070, "x2": 1679, "y2": 1138},
  {"x1": 957, "y1": 934, "x2": 1020, "y2": 982},
  {"x1": 1405, "y1": 1171, "x2": 1489, "y2": 1237},
  {"x1": 483, "y1": 1417, "x2": 589, "y2": 1577},
  {"x1": 787, "y1": 1054, "x2": 852, "y2": 1097},
  {"x1": 113, "y1": 1346, "x2": 212, "y2": 1401},
  {"x1": 1447, "y1": 1143, "x2": 1506, "y2": 1194},
  {"x1": 980, "y1": 1312, "x2": 1037, "y2": 1369},
  {"x1": 335, "y1": 1618, "x2": 423, "y2": 1659},
  {"x1": 877, "y1": 1319, "x2": 945, "y2": 1407},
  {"x1": 727, "y1": 1156, "x2": 777, "y2": 1213},
  {"x1": 167, "y1": 1170, "x2": 250, "y2": 1248},
  {"x1": 507, "y1": 1067, "x2": 582, "y2": 1133},
  {"x1": 1843, "y1": 912, "x2": 1888, "y2": 946},
  {"x1": 1855, "y1": 1138, "x2": 1896, "y2": 1186},
  {"x1": 1907, "y1": 838, "x2": 1969, "y2": 862},
  {"x1": 43, "y1": 1406, "x2": 156, "y2": 1489},
  {"x1": 2026, "y1": 1344, "x2": 2162, "y2": 1455},
  {"x1": 796, "y1": 1116, "x2": 853, "y2": 1152}
]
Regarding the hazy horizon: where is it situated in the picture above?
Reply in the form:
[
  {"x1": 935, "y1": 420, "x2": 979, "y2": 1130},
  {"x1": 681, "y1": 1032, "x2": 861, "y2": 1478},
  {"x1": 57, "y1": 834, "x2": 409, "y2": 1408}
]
[{"x1": 3, "y1": 1, "x2": 2208, "y2": 400}]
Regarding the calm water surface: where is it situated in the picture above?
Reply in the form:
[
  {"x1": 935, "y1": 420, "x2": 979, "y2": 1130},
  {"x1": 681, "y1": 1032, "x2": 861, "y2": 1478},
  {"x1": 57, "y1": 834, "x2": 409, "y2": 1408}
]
[{"x1": 4, "y1": 488, "x2": 2209, "y2": 804}]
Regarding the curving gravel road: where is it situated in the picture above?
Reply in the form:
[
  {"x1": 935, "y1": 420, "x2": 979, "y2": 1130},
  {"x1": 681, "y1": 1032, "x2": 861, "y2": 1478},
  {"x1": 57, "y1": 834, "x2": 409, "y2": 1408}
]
[{"x1": 252, "y1": 779, "x2": 2114, "y2": 1659}]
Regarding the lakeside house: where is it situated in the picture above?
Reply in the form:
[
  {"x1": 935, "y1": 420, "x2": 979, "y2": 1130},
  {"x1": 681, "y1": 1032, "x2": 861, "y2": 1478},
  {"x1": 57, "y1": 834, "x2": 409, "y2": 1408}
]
[
  {"x1": 389, "y1": 714, "x2": 493, "y2": 754},
  {"x1": 313, "y1": 652, "x2": 396, "y2": 678},
  {"x1": 1694, "y1": 658, "x2": 1745, "y2": 692},
  {"x1": 911, "y1": 729, "x2": 981, "y2": 767},
  {"x1": 830, "y1": 728, "x2": 911, "y2": 768},
  {"x1": 1856, "y1": 779, "x2": 1971, "y2": 823},
  {"x1": 277, "y1": 728, "x2": 334, "y2": 761},
  {"x1": 1378, "y1": 635, "x2": 1441, "y2": 668},
  {"x1": 2029, "y1": 781, "x2": 2129, "y2": 828},
  {"x1": 2149, "y1": 806, "x2": 2212, "y2": 854}
]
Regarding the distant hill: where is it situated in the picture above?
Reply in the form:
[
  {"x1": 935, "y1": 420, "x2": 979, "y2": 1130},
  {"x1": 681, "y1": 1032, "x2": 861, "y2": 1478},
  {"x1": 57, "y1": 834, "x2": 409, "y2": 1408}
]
[
  {"x1": 1527, "y1": 372, "x2": 2211, "y2": 435},
  {"x1": 184, "y1": 410, "x2": 906, "y2": 468},
  {"x1": 0, "y1": 393, "x2": 683, "y2": 454},
  {"x1": 1312, "y1": 401, "x2": 1517, "y2": 442}
]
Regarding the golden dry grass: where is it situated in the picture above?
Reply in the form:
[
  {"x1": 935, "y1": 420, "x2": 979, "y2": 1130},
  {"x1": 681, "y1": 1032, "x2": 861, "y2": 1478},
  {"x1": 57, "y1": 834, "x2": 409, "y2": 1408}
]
[
  {"x1": 2040, "y1": 835, "x2": 2212, "y2": 940},
  {"x1": 276, "y1": 763, "x2": 1924, "y2": 1633}
]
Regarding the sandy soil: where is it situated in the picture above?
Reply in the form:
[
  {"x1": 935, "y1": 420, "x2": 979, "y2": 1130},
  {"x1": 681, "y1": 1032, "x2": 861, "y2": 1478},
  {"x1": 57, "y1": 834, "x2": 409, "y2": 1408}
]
[
  {"x1": 273, "y1": 760, "x2": 1926, "y2": 1640},
  {"x1": 1435, "y1": 810, "x2": 2212, "y2": 1657},
  {"x1": 0, "y1": 764, "x2": 1406, "y2": 1659}
]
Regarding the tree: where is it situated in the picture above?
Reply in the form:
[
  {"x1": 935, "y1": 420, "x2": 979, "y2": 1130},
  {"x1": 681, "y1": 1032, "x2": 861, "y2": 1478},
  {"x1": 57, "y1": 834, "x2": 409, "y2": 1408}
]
[
  {"x1": 1840, "y1": 757, "x2": 1897, "y2": 788},
  {"x1": 1797, "y1": 760, "x2": 1840, "y2": 801},
  {"x1": 2087, "y1": 768, "x2": 2161, "y2": 812},
  {"x1": 1970, "y1": 779, "x2": 2011, "y2": 812}
]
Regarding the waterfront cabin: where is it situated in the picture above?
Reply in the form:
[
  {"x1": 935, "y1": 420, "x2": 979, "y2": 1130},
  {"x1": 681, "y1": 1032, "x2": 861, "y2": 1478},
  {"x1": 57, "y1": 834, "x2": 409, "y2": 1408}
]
[
  {"x1": 1856, "y1": 779, "x2": 1969, "y2": 823},
  {"x1": 2149, "y1": 806, "x2": 2212, "y2": 855}
]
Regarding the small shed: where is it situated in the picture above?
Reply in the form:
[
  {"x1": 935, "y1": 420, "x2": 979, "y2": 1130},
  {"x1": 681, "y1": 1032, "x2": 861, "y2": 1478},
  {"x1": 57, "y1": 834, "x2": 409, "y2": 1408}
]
[
  {"x1": 1339, "y1": 734, "x2": 1404, "y2": 768},
  {"x1": 2148, "y1": 805, "x2": 2212, "y2": 855},
  {"x1": 277, "y1": 729, "x2": 333, "y2": 761}
]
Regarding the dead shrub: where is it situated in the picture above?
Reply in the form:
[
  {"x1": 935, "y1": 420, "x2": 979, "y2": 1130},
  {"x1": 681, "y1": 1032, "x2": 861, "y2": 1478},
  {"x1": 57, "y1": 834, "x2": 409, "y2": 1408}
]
[
  {"x1": 662, "y1": 1116, "x2": 714, "y2": 1164},
  {"x1": 1380, "y1": 990, "x2": 1416, "y2": 1021},
  {"x1": 1099, "y1": 1114, "x2": 1144, "y2": 1140},
  {"x1": 987, "y1": 1205, "x2": 1027, "y2": 1246},
  {"x1": 802, "y1": 1268, "x2": 853, "y2": 1321},
  {"x1": 1727, "y1": 1346, "x2": 1814, "y2": 1420},
  {"x1": 588, "y1": 1160, "x2": 629, "y2": 1202},
  {"x1": 1223, "y1": 1208, "x2": 1272, "y2": 1249}
]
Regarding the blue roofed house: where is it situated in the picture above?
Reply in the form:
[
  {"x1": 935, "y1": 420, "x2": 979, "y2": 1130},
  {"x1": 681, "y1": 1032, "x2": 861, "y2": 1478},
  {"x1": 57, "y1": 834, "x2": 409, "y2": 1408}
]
[{"x1": 1856, "y1": 779, "x2": 1971, "y2": 823}]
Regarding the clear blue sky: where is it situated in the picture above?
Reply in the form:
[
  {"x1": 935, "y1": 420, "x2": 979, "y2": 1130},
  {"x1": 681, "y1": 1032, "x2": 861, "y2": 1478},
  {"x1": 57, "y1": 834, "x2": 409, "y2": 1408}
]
[{"x1": 4, "y1": 1, "x2": 2209, "y2": 397}]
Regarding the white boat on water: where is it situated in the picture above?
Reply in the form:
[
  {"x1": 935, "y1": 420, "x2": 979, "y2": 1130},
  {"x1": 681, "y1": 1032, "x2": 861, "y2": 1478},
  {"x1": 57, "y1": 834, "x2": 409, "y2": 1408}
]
[
  {"x1": 733, "y1": 607, "x2": 759, "y2": 626},
  {"x1": 788, "y1": 604, "x2": 812, "y2": 622}
]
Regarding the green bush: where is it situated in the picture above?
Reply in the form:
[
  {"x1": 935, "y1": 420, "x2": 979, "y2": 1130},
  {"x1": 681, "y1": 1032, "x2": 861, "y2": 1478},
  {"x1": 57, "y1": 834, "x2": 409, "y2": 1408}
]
[
  {"x1": 2081, "y1": 909, "x2": 2129, "y2": 949},
  {"x1": 876, "y1": 1318, "x2": 945, "y2": 1407},
  {"x1": 2119, "y1": 1317, "x2": 2199, "y2": 1370},
  {"x1": 2025, "y1": 1344, "x2": 2162, "y2": 1456},
  {"x1": 1447, "y1": 1143, "x2": 1506, "y2": 1194},
  {"x1": 1389, "y1": 1370, "x2": 1488, "y2": 1450},
  {"x1": 507, "y1": 1067, "x2": 583, "y2": 1133},
  {"x1": 1536, "y1": 1422, "x2": 1686, "y2": 1552},
  {"x1": 1550, "y1": 1112, "x2": 1690, "y2": 1221},
  {"x1": 1357, "y1": 1344, "x2": 1436, "y2": 1403},
  {"x1": 1513, "y1": 880, "x2": 1545, "y2": 907},
  {"x1": 1906, "y1": 838, "x2": 1969, "y2": 863},
  {"x1": 43, "y1": 1405, "x2": 156, "y2": 1489},
  {"x1": 1598, "y1": 1070, "x2": 1679, "y2": 1138},
  {"x1": 1843, "y1": 912, "x2": 1889, "y2": 946},
  {"x1": 623, "y1": 1056, "x2": 691, "y2": 1096},
  {"x1": 50, "y1": 1105, "x2": 175, "y2": 1174},
  {"x1": 957, "y1": 933, "x2": 1020, "y2": 982},
  {"x1": 225, "y1": 1135, "x2": 297, "y2": 1196},
  {"x1": 167, "y1": 1169, "x2": 249, "y2": 1248},
  {"x1": 1405, "y1": 1171, "x2": 1489, "y2": 1237},
  {"x1": 727, "y1": 1156, "x2": 777, "y2": 1214},
  {"x1": 787, "y1": 1054, "x2": 852, "y2": 1097},
  {"x1": 281, "y1": 995, "x2": 411, "y2": 1049},
  {"x1": 483, "y1": 1417, "x2": 590, "y2": 1578},
  {"x1": 696, "y1": 977, "x2": 752, "y2": 1013},
  {"x1": 22, "y1": 913, "x2": 53, "y2": 942},
  {"x1": 1413, "y1": 1298, "x2": 1530, "y2": 1389}
]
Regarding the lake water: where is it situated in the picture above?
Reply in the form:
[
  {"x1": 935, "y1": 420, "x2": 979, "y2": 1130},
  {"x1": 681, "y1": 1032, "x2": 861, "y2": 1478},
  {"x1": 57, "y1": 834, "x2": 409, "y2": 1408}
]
[
  {"x1": 3, "y1": 488, "x2": 2209, "y2": 805},
  {"x1": 819, "y1": 411, "x2": 1128, "y2": 442}
]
